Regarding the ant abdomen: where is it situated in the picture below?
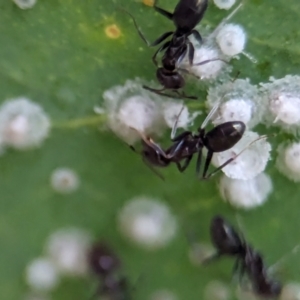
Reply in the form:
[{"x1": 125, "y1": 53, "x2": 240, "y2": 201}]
[
  {"x1": 210, "y1": 215, "x2": 244, "y2": 255},
  {"x1": 204, "y1": 121, "x2": 246, "y2": 152},
  {"x1": 173, "y1": 0, "x2": 208, "y2": 31},
  {"x1": 156, "y1": 68, "x2": 185, "y2": 89}
]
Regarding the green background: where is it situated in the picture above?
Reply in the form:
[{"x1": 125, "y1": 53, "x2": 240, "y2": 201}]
[{"x1": 0, "y1": 0, "x2": 300, "y2": 299}]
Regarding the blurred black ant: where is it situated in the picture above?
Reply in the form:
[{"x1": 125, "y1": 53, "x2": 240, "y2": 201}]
[
  {"x1": 122, "y1": 0, "x2": 224, "y2": 99},
  {"x1": 88, "y1": 242, "x2": 131, "y2": 300},
  {"x1": 130, "y1": 104, "x2": 248, "y2": 180},
  {"x1": 244, "y1": 245, "x2": 282, "y2": 298},
  {"x1": 206, "y1": 215, "x2": 282, "y2": 298}
]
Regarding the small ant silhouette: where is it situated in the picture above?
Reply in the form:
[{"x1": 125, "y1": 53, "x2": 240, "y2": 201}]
[
  {"x1": 206, "y1": 215, "x2": 282, "y2": 298},
  {"x1": 88, "y1": 242, "x2": 131, "y2": 300},
  {"x1": 122, "y1": 0, "x2": 224, "y2": 99},
  {"x1": 130, "y1": 103, "x2": 247, "y2": 180}
]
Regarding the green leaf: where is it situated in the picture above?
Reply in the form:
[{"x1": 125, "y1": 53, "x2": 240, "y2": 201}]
[{"x1": 1, "y1": 0, "x2": 300, "y2": 299}]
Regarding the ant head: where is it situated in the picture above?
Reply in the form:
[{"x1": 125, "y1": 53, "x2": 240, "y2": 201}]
[
  {"x1": 267, "y1": 281, "x2": 282, "y2": 297},
  {"x1": 88, "y1": 242, "x2": 121, "y2": 276},
  {"x1": 142, "y1": 140, "x2": 169, "y2": 167},
  {"x1": 256, "y1": 279, "x2": 282, "y2": 298},
  {"x1": 156, "y1": 67, "x2": 185, "y2": 90},
  {"x1": 210, "y1": 215, "x2": 244, "y2": 255}
]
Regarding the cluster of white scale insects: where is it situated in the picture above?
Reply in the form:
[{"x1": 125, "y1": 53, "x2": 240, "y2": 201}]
[
  {"x1": 0, "y1": 97, "x2": 50, "y2": 153},
  {"x1": 118, "y1": 196, "x2": 177, "y2": 250},
  {"x1": 101, "y1": 2, "x2": 300, "y2": 210},
  {"x1": 25, "y1": 228, "x2": 93, "y2": 295}
]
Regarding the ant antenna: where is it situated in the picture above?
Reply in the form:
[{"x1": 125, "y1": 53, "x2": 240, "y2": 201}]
[
  {"x1": 119, "y1": 7, "x2": 174, "y2": 48},
  {"x1": 204, "y1": 134, "x2": 269, "y2": 179},
  {"x1": 201, "y1": 101, "x2": 220, "y2": 129},
  {"x1": 268, "y1": 244, "x2": 300, "y2": 275},
  {"x1": 118, "y1": 8, "x2": 151, "y2": 46},
  {"x1": 143, "y1": 85, "x2": 197, "y2": 100},
  {"x1": 209, "y1": 2, "x2": 244, "y2": 39},
  {"x1": 171, "y1": 105, "x2": 185, "y2": 139},
  {"x1": 199, "y1": 71, "x2": 242, "y2": 130},
  {"x1": 241, "y1": 51, "x2": 258, "y2": 64}
]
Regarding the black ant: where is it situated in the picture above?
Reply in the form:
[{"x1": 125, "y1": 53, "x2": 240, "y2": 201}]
[
  {"x1": 130, "y1": 104, "x2": 247, "y2": 180},
  {"x1": 88, "y1": 242, "x2": 131, "y2": 300},
  {"x1": 122, "y1": 0, "x2": 224, "y2": 99},
  {"x1": 206, "y1": 215, "x2": 282, "y2": 298}
]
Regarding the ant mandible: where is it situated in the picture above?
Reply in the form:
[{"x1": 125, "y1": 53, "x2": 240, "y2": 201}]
[
  {"x1": 130, "y1": 104, "x2": 246, "y2": 180},
  {"x1": 123, "y1": 0, "x2": 222, "y2": 100},
  {"x1": 88, "y1": 242, "x2": 131, "y2": 300},
  {"x1": 206, "y1": 215, "x2": 282, "y2": 298}
]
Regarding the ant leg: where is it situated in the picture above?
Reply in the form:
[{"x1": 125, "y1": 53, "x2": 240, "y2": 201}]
[
  {"x1": 196, "y1": 146, "x2": 203, "y2": 177},
  {"x1": 142, "y1": 156, "x2": 165, "y2": 181},
  {"x1": 171, "y1": 130, "x2": 191, "y2": 143},
  {"x1": 120, "y1": 8, "x2": 173, "y2": 47},
  {"x1": 150, "y1": 31, "x2": 173, "y2": 47},
  {"x1": 142, "y1": 85, "x2": 173, "y2": 98},
  {"x1": 232, "y1": 258, "x2": 246, "y2": 282},
  {"x1": 173, "y1": 90, "x2": 198, "y2": 100},
  {"x1": 201, "y1": 150, "x2": 213, "y2": 179},
  {"x1": 187, "y1": 41, "x2": 195, "y2": 65},
  {"x1": 203, "y1": 135, "x2": 269, "y2": 179},
  {"x1": 232, "y1": 258, "x2": 240, "y2": 275},
  {"x1": 166, "y1": 135, "x2": 191, "y2": 158},
  {"x1": 153, "y1": 1, "x2": 174, "y2": 20},
  {"x1": 152, "y1": 40, "x2": 171, "y2": 66},
  {"x1": 176, "y1": 155, "x2": 193, "y2": 172},
  {"x1": 143, "y1": 85, "x2": 195, "y2": 100},
  {"x1": 181, "y1": 92, "x2": 198, "y2": 100},
  {"x1": 177, "y1": 47, "x2": 188, "y2": 65},
  {"x1": 191, "y1": 29, "x2": 203, "y2": 45},
  {"x1": 233, "y1": 261, "x2": 248, "y2": 290},
  {"x1": 129, "y1": 145, "x2": 137, "y2": 153},
  {"x1": 231, "y1": 258, "x2": 241, "y2": 283}
]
